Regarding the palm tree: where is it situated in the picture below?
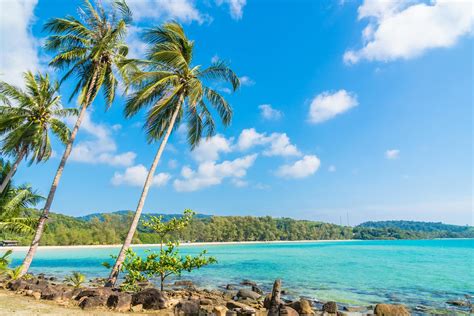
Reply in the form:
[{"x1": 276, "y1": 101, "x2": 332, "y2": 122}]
[
  {"x1": 0, "y1": 159, "x2": 43, "y2": 235},
  {"x1": 19, "y1": 0, "x2": 131, "y2": 276},
  {"x1": 107, "y1": 22, "x2": 240, "y2": 285},
  {"x1": 0, "y1": 72, "x2": 76, "y2": 193}
]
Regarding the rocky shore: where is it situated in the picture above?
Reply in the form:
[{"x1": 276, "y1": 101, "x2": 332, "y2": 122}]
[{"x1": 0, "y1": 274, "x2": 472, "y2": 315}]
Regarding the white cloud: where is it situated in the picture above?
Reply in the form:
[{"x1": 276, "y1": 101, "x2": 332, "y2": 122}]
[
  {"x1": 68, "y1": 112, "x2": 136, "y2": 167},
  {"x1": 239, "y1": 75, "x2": 255, "y2": 86},
  {"x1": 111, "y1": 164, "x2": 170, "y2": 187},
  {"x1": 168, "y1": 159, "x2": 179, "y2": 169},
  {"x1": 211, "y1": 54, "x2": 220, "y2": 63},
  {"x1": 191, "y1": 134, "x2": 233, "y2": 162},
  {"x1": 128, "y1": 0, "x2": 207, "y2": 24},
  {"x1": 236, "y1": 128, "x2": 301, "y2": 157},
  {"x1": 385, "y1": 149, "x2": 400, "y2": 160},
  {"x1": 0, "y1": 0, "x2": 40, "y2": 86},
  {"x1": 173, "y1": 154, "x2": 257, "y2": 192},
  {"x1": 259, "y1": 104, "x2": 283, "y2": 121},
  {"x1": 276, "y1": 155, "x2": 321, "y2": 179},
  {"x1": 308, "y1": 90, "x2": 358, "y2": 123},
  {"x1": 344, "y1": 0, "x2": 474, "y2": 64},
  {"x1": 231, "y1": 178, "x2": 248, "y2": 187},
  {"x1": 328, "y1": 165, "x2": 337, "y2": 172},
  {"x1": 216, "y1": 0, "x2": 247, "y2": 20},
  {"x1": 126, "y1": 25, "x2": 148, "y2": 59}
]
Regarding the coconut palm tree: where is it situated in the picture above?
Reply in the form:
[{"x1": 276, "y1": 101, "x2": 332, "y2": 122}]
[
  {"x1": 107, "y1": 22, "x2": 240, "y2": 285},
  {"x1": 0, "y1": 159, "x2": 43, "y2": 235},
  {"x1": 0, "y1": 72, "x2": 76, "y2": 194},
  {"x1": 19, "y1": 0, "x2": 131, "y2": 276}
]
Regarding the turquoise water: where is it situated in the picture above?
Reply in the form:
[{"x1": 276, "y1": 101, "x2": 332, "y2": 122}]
[{"x1": 6, "y1": 239, "x2": 474, "y2": 311}]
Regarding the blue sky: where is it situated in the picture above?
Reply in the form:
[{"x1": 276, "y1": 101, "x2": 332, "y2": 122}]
[{"x1": 1, "y1": 0, "x2": 472, "y2": 225}]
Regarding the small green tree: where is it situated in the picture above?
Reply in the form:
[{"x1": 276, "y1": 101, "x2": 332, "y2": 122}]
[
  {"x1": 65, "y1": 272, "x2": 86, "y2": 288},
  {"x1": 104, "y1": 210, "x2": 216, "y2": 291}
]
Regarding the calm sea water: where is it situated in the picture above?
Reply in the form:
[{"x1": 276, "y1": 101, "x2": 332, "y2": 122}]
[{"x1": 6, "y1": 239, "x2": 474, "y2": 311}]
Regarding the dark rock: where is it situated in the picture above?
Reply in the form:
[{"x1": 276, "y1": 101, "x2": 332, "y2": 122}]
[
  {"x1": 226, "y1": 284, "x2": 238, "y2": 290},
  {"x1": 263, "y1": 294, "x2": 272, "y2": 309},
  {"x1": 107, "y1": 292, "x2": 132, "y2": 312},
  {"x1": 75, "y1": 287, "x2": 113, "y2": 300},
  {"x1": 61, "y1": 288, "x2": 81, "y2": 300},
  {"x1": 79, "y1": 296, "x2": 107, "y2": 309},
  {"x1": 175, "y1": 299, "x2": 200, "y2": 315},
  {"x1": 241, "y1": 279, "x2": 257, "y2": 287},
  {"x1": 251, "y1": 285, "x2": 263, "y2": 295},
  {"x1": 446, "y1": 300, "x2": 470, "y2": 307},
  {"x1": 40, "y1": 286, "x2": 62, "y2": 300},
  {"x1": 374, "y1": 303, "x2": 410, "y2": 316},
  {"x1": 322, "y1": 301, "x2": 338, "y2": 313},
  {"x1": 132, "y1": 288, "x2": 168, "y2": 310},
  {"x1": 7, "y1": 279, "x2": 29, "y2": 291},
  {"x1": 268, "y1": 279, "x2": 281, "y2": 316},
  {"x1": 237, "y1": 289, "x2": 261, "y2": 300}
]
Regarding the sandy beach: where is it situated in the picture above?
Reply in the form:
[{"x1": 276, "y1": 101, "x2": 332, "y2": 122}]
[{"x1": 2, "y1": 239, "x2": 359, "y2": 251}]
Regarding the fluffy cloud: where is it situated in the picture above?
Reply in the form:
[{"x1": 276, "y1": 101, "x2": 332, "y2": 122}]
[
  {"x1": 239, "y1": 76, "x2": 255, "y2": 86},
  {"x1": 68, "y1": 112, "x2": 136, "y2": 167},
  {"x1": 344, "y1": 0, "x2": 474, "y2": 64},
  {"x1": 385, "y1": 149, "x2": 400, "y2": 159},
  {"x1": 276, "y1": 155, "x2": 321, "y2": 179},
  {"x1": 237, "y1": 128, "x2": 301, "y2": 157},
  {"x1": 259, "y1": 104, "x2": 283, "y2": 121},
  {"x1": 328, "y1": 165, "x2": 337, "y2": 172},
  {"x1": 173, "y1": 154, "x2": 257, "y2": 192},
  {"x1": 128, "y1": 0, "x2": 207, "y2": 24},
  {"x1": 0, "y1": 0, "x2": 40, "y2": 86},
  {"x1": 191, "y1": 135, "x2": 233, "y2": 162},
  {"x1": 308, "y1": 90, "x2": 358, "y2": 123},
  {"x1": 111, "y1": 164, "x2": 171, "y2": 187},
  {"x1": 216, "y1": 0, "x2": 247, "y2": 20}
]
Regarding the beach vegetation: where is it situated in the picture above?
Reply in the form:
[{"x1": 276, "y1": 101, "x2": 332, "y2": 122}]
[{"x1": 65, "y1": 271, "x2": 86, "y2": 288}]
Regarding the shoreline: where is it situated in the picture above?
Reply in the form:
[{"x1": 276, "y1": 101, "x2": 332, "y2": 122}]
[{"x1": 2, "y1": 239, "x2": 361, "y2": 251}]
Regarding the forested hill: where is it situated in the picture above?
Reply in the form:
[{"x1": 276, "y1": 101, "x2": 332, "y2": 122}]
[{"x1": 2, "y1": 210, "x2": 473, "y2": 246}]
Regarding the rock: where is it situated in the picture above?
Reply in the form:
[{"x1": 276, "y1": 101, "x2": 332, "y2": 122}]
[
  {"x1": 25, "y1": 289, "x2": 33, "y2": 296},
  {"x1": 131, "y1": 304, "x2": 143, "y2": 312},
  {"x1": 79, "y1": 296, "x2": 107, "y2": 310},
  {"x1": 280, "y1": 306, "x2": 299, "y2": 316},
  {"x1": 446, "y1": 300, "x2": 470, "y2": 307},
  {"x1": 322, "y1": 301, "x2": 338, "y2": 314},
  {"x1": 75, "y1": 287, "x2": 112, "y2": 300},
  {"x1": 241, "y1": 280, "x2": 257, "y2": 287},
  {"x1": 251, "y1": 285, "x2": 263, "y2": 295},
  {"x1": 289, "y1": 299, "x2": 314, "y2": 315},
  {"x1": 374, "y1": 304, "x2": 410, "y2": 316},
  {"x1": 107, "y1": 292, "x2": 132, "y2": 312},
  {"x1": 226, "y1": 284, "x2": 238, "y2": 290},
  {"x1": 226, "y1": 311, "x2": 238, "y2": 316},
  {"x1": 7, "y1": 279, "x2": 29, "y2": 291},
  {"x1": 175, "y1": 299, "x2": 200, "y2": 316},
  {"x1": 237, "y1": 289, "x2": 261, "y2": 300},
  {"x1": 200, "y1": 298, "x2": 213, "y2": 305},
  {"x1": 213, "y1": 305, "x2": 228, "y2": 316},
  {"x1": 40, "y1": 286, "x2": 62, "y2": 300},
  {"x1": 132, "y1": 288, "x2": 168, "y2": 310},
  {"x1": 268, "y1": 280, "x2": 281, "y2": 316},
  {"x1": 344, "y1": 306, "x2": 366, "y2": 312},
  {"x1": 61, "y1": 288, "x2": 81, "y2": 300},
  {"x1": 174, "y1": 280, "x2": 194, "y2": 287},
  {"x1": 32, "y1": 291, "x2": 41, "y2": 300}
]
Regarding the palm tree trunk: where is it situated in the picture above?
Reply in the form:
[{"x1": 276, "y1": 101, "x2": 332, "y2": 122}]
[
  {"x1": 0, "y1": 147, "x2": 26, "y2": 194},
  {"x1": 19, "y1": 71, "x2": 99, "y2": 277},
  {"x1": 107, "y1": 102, "x2": 182, "y2": 287}
]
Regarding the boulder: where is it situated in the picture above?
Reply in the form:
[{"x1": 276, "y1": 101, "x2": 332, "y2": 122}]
[
  {"x1": 7, "y1": 279, "x2": 29, "y2": 291},
  {"x1": 322, "y1": 301, "x2": 338, "y2": 314},
  {"x1": 226, "y1": 284, "x2": 238, "y2": 290},
  {"x1": 175, "y1": 299, "x2": 201, "y2": 316},
  {"x1": 241, "y1": 280, "x2": 257, "y2": 287},
  {"x1": 280, "y1": 306, "x2": 299, "y2": 316},
  {"x1": 251, "y1": 285, "x2": 263, "y2": 295},
  {"x1": 61, "y1": 288, "x2": 81, "y2": 300},
  {"x1": 213, "y1": 305, "x2": 228, "y2": 316},
  {"x1": 132, "y1": 288, "x2": 168, "y2": 310},
  {"x1": 40, "y1": 286, "x2": 62, "y2": 300},
  {"x1": 131, "y1": 304, "x2": 143, "y2": 312},
  {"x1": 75, "y1": 287, "x2": 113, "y2": 300},
  {"x1": 268, "y1": 280, "x2": 282, "y2": 316},
  {"x1": 289, "y1": 299, "x2": 314, "y2": 315},
  {"x1": 107, "y1": 292, "x2": 132, "y2": 312},
  {"x1": 374, "y1": 304, "x2": 410, "y2": 316},
  {"x1": 200, "y1": 298, "x2": 213, "y2": 305},
  {"x1": 174, "y1": 280, "x2": 194, "y2": 287},
  {"x1": 446, "y1": 300, "x2": 470, "y2": 307},
  {"x1": 79, "y1": 296, "x2": 108, "y2": 310},
  {"x1": 226, "y1": 300, "x2": 255, "y2": 311},
  {"x1": 263, "y1": 294, "x2": 272, "y2": 309},
  {"x1": 237, "y1": 289, "x2": 261, "y2": 300},
  {"x1": 32, "y1": 291, "x2": 41, "y2": 300}
]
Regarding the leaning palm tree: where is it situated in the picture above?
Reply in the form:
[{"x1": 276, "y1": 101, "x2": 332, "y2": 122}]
[
  {"x1": 19, "y1": 0, "x2": 131, "y2": 276},
  {"x1": 107, "y1": 22, "x2": 240, "y2": 285},
  {"x1": 0, "y1": 72, "x2": 76, "y2": 194},
  {"x1": 0, "y1": 159, "x2": 43, "y2": 235}
]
